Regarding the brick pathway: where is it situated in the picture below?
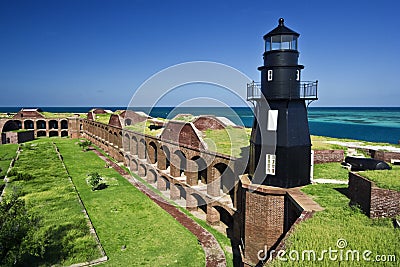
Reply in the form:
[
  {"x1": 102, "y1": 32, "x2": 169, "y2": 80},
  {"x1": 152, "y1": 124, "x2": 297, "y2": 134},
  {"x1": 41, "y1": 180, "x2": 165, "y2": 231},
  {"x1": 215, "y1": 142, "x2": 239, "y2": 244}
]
[{"x1": 92, "y1": 149, "x2": 226, "y2": 267}]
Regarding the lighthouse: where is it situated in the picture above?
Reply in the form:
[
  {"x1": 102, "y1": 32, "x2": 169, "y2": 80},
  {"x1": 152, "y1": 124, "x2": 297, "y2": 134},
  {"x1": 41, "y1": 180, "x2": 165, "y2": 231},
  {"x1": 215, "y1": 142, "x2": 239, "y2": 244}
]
[{"x1": 248, "y1": 18, "x2": 318, "y2": 188}]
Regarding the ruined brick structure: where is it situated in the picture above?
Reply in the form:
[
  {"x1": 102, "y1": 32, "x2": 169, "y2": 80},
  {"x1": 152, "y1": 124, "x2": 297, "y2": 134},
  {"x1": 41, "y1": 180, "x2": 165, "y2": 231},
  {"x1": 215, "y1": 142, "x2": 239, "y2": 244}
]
[
  {"x1": 0, "y1": 109, "x2": 72, "y2": 143},
  {"x1": 71, "y1": 110, "x2": 322, "y2": 265},
  {"x1": 1, "y1": 130, "x2": 34, "y2": 144},
  {"x1": 349, "y1": 172, "x2": 400, "y2": 218},
  {"x1": 1, "y1": 108, "x2": 323, "y2": 265}
]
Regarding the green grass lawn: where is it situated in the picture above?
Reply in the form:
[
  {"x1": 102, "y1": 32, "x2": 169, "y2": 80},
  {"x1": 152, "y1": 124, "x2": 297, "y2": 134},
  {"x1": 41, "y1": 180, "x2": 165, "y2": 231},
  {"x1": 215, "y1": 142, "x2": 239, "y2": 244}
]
[
  {"x1": 203, "y1": 126, "x2": 250, "y2": 158},
  {"x1": 313, "y1": 162, "x2": 349, "y2": 181},
  {"x1": 361, "y1": 165, "x2": 400, "y2": 192},
  {"x1": 0, "y1": 144, "x2": 18, "y2": 178},
  {"x1": 95, "y1": 113, "x2": 112, "y2": 124},
  {"x1": 5, "y1": 140, "x2": 100, "y2": 265},
  {"x1": 270, "y1": 184, "x2": 400, "y2": 266},
  {"x1": 54, "y1": 138, "x2": 205, "y2": 266},
  {"x1": 0, "y1": 143, "x2": 18, "y2": 190}
]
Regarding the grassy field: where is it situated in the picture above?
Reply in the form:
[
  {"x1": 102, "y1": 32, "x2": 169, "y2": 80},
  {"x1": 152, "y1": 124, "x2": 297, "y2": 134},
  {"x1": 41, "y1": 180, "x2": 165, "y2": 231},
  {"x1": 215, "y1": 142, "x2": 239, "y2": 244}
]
[
  {"x1": 0, "y1": 143, "x2": 18, "y2": 190},
  {"x1": 361, "y1": 165, "x2": 400, "y2": 191},
  {"x1": 203, "y1": 126, "x2": 251, "y2": 158},
  {"x1": 271, "y1": 183, "x2": 400, "y2": 266},
  {"x1": 95, "y1": 113, "x2": 112, "y2": 124},
  {"x1": 313, "y1": 162, "x2": 349, "y2": 181},
  {"x1": 5, "y1": 140, "x2": 100, "y2": 265},
  {"x1": 54, "y1": 138, "x2": 205, "y2": 266}
]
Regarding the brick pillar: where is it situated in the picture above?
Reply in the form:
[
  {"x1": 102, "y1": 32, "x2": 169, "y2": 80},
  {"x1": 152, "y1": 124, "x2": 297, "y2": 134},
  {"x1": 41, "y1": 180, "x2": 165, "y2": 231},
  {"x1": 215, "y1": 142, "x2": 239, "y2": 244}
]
[
  {"x1": 185, "y1": 160, "x2": 198, "y2": 186},
  {"x1": 138, "y1": 140, "x2": 146, "y2": 159},
  {"x1": 186, "y1": 193, "x2": 198, "y2": 211},
  {"x1": 170, "y1": 183, "x2": 180, "y2": 200},
  {"x1": 157, "y1": 177, "x2": 167, "y2": 191},
  {"x1": 157, "y1": 149, "x2": 167, "y2": 170},
  {"x1": 206, "y1": 204, "x2": 220, "y2": 225},
  {"x1": 207, "y1": 166, "x2": 220, "y2": 197},
  {"x1": 170, "y1": 154, "x2": 181, "y2": 177}
]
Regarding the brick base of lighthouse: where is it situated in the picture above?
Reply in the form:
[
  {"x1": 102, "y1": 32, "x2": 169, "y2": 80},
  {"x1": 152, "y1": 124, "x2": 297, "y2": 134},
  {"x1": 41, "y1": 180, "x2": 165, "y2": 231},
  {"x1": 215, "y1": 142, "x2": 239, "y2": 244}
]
[{"x1": 240, "y1": 175, "x2": 322, "y2": 266}]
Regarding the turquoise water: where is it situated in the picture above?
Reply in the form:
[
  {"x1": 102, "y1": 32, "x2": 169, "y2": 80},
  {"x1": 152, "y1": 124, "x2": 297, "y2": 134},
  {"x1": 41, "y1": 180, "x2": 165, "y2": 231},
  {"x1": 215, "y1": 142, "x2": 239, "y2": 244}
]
[{"x1": 1, "y1": 106, "x2": 400, "y2": 144}]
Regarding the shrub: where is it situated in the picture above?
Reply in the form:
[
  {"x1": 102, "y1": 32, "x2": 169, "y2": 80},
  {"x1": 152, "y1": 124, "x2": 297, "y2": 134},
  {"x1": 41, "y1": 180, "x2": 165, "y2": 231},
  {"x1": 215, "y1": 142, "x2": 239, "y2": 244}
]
[
  {"x1": 87, "y1": 172, "x2": 106, "y2": 191},
  {"x1": 78, "y1": 140, "x2": 92, "y2": 152}
]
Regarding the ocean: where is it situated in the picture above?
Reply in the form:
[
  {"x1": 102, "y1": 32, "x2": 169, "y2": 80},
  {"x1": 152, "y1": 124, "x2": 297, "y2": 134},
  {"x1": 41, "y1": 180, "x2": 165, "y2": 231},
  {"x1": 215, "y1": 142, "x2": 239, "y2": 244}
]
[{"x1": 1, "y1": 106, "x2": 399, "y2": 144}]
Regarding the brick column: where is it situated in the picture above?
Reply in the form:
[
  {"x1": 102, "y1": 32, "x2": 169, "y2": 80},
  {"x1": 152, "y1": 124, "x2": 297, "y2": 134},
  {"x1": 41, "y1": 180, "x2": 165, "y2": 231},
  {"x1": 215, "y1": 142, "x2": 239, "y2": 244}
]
[
  {"x1": 186, "y1": 193, "x2": 198, "y2": 211},
  {"x1": 207, "y1": 166, "x2": 220, "y2": 197},
  {"x1": 185, "y1": 160, "x2": 198, "y2": 186},
  {"x1": 157, "y1": 149, "x2": 167, "y2": 170},
  {"x1": 170, "y1": 183, "x2": 180, "y2": 200},
  {"x1": 170, "y1": 154, "x2": 181, "y2": 177},
  {"x1": 157, "y1": 177, "x2": 167, "y2": 191},
  {"x1": 206, "y1": 204, "x2": 220, "y2": 225}
]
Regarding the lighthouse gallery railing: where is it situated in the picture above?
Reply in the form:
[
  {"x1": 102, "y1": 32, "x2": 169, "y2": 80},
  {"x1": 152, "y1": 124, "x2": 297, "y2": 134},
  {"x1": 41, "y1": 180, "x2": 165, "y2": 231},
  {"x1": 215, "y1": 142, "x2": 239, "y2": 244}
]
[{"x1": 247, "y1": 81, "x2": 318, "y2": 101}]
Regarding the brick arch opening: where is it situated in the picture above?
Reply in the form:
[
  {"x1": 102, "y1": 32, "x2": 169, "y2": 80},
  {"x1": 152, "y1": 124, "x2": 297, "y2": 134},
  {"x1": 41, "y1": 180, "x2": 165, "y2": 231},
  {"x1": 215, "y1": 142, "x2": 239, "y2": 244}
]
[
  {"x1": 174, "y1": 150, "x2": 187, "y2": 176},
  {"x1": 24, "y1": 120, "x2": 34, "y2": 129},
  {"x1": 130, "y1": 158, "x2": 138, "y2": 172},
  {"x1": 125, "y1": 118, "x2": 132, "y2": 126},
  {"x1": 138, "y1": 163, "x2": 146, "y2": 177},
  {"x1": 2, "y1": 120, "x2": 19, "y2": 132},
  {"x1": 131, "y1": 135, "x2": 138, "y2": 155},
  {"x1": 161, "y1": 145, "x2": 171, "y2": 170},
  {"x1": 214, "y1": 205, "x2": 234, "y2": 237},
  {"x1": 36, "y1": 120, "x2": 46, "y2": 130},
  {"x1": 214, "y1": 163, "x2": 235, "y2": 203},
  {"x1": 37, "y1": 130, "x2": 46, "y2": 137},
  {"x1": 61, "y1": 131, "x2": 68, "y2": 137},
  {"x1": 157, "y1": 175, "x2": 170, "y2": 191},
  {"x1": 123, "y1": 133, "x2": 130, "y2": 152},
  {"x1": 176, "y1": 184, "x2": 186, "y2": 199},
  {"x1": 147, "y1": 141, "x2": 157, "y2": 164},
  {"x1": 49, "y1": 120, "x2": 58, "y2": 130},
  {"x1": 13, "y1": 120, "x2": 22, "y2": 129},
  {"x1": 61, "y1": 120, "x2": 68, "y2": 129},
  {"x1": 113, "y1": 132, "x2": 119, "y2": 147},
  {"x1": 49, "y1": 131, "x2": 58, "y2": 137},
  {"x1": 191, "y1": 155, "x2": 208, "y2": 185},
  {"x1": 124, "y1": 155, "x2": 130, "y2": 167},
  {"x1": 138, "y1": 138, "x2": 146, "y2": 159},
  {"x1": 147, "y1": 168, "x2": 158, "y2": 183},
  {"x1": 190, "y1": 193, "x2": 207, "y2": 214}
]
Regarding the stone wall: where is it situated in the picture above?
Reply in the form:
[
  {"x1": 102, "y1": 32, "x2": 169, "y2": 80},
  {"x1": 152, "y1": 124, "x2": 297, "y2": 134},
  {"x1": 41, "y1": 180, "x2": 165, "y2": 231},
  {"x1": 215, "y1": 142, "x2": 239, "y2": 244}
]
[
  {"x1": 349, "y1": 172, "x2": 400, "y2": 218},
  {"x1": 313, "y1": 149, "x2": 344, "y2": 164}
]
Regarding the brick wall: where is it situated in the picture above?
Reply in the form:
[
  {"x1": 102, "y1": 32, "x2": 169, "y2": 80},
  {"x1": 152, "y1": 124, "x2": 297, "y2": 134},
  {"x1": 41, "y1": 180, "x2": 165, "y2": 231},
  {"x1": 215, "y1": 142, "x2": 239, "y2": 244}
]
[
  {"x1": 313, "y1": 149, "x2": 344, "y2": 164},
  {"x1": 349, "y1": 172, "x2": 400, "y2": 218},
  {"x1": 348, "y1": 172, "x2": 372, "y2": 216},
  {"x1": 373, "y1": 150, "x2": 400, "y2": 163},
  {"x1": 193, "y1": 116, "x2": 225, "y2": 131},
  {"x1": 243, "y1": 190, "x2": 285, "y2": 265},
  {"x1": 370, "y1": 186, "x2": 400, "y2": 218},
  {"x1": 17, "y1": 131, "x2": 34, "y2": 143}
]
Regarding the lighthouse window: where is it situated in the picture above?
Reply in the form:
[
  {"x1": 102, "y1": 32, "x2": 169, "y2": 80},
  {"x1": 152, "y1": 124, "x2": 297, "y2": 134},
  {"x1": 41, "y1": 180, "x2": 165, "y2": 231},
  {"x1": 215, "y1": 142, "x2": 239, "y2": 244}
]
[
  {"x1": 266, "y1": 154, "x2": 276, "y2": 175},
  {"x1": 296, "y1": 70, "x2": 300, "y2": 81},
  {"x1": 267, "y1": 110, "x2": 278, "y2": 131},
  {"x1": 267, "y1": 70, "x2": 273, "y2": 81}
]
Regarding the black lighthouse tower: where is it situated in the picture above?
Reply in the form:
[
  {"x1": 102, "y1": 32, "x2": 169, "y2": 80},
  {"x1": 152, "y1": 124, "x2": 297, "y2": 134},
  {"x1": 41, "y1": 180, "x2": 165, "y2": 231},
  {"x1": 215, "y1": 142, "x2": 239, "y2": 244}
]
[{"x1": 248, "y1": 18, "x2": 318, "y2": 188}]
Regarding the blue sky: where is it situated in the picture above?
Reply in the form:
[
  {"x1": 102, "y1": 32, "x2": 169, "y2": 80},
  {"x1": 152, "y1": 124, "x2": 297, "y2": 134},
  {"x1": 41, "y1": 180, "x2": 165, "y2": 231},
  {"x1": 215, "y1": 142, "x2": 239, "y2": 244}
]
[{"x1": 1, "y1": 0, "x2": 399, "y2": 107}]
